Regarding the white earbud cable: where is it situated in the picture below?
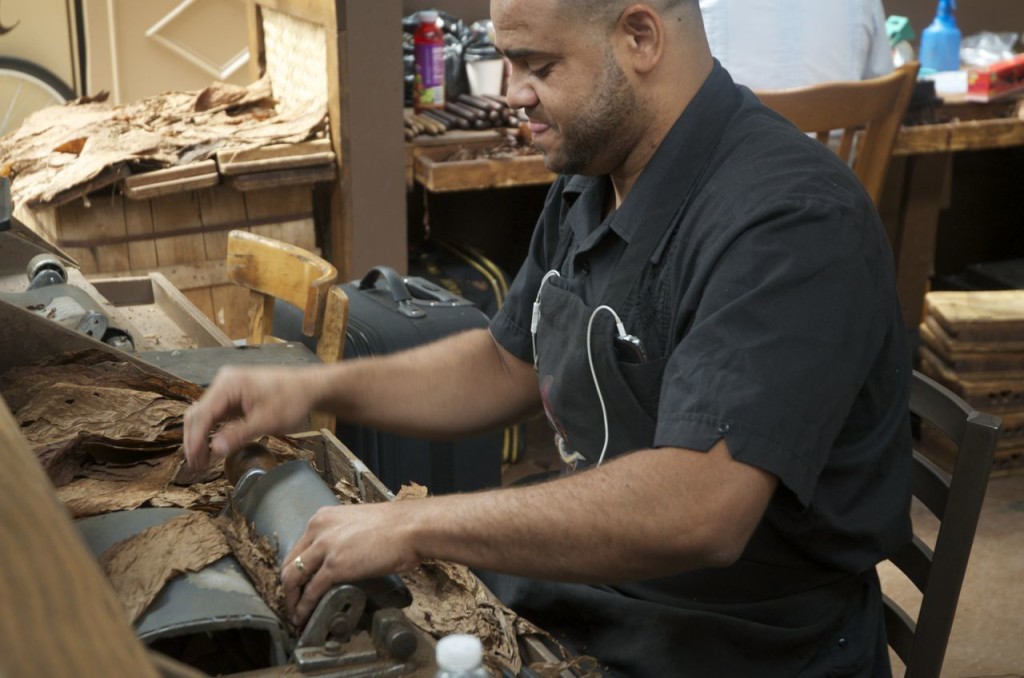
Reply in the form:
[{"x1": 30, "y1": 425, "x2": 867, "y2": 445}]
[
  {"x1": 587, "y1": 305, "x2": 626, "y2": 467},
  {"x1": 531, "y1": 270, "x2": 562, "y2": 368}
]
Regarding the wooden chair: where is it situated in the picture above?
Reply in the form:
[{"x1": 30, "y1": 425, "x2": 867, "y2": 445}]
[
  {"x1": 884, "y1": 371, "x2": 1001, "y2": 678},
  {"x1": 756, "y1": 63, "x2": 919, "y2": 206},
  {"x1": 226, "y1": 229, "x2": 349, "y2": 432}
]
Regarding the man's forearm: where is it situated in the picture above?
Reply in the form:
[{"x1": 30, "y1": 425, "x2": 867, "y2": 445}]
[
  {"x1": 401, "y1": 442, "x2": 777, "y2": 582},
  {"x1": 312, "y1": 328, "x2": 541, "y2": 439}
]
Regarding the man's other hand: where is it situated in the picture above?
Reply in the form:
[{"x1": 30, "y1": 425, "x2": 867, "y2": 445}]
[{"x1": 183, "y1": 365, "x2": 322, "y2": 471}]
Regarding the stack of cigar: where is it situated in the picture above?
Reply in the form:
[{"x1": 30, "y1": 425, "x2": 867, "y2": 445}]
[{"x1": 405, "y1": 94, "x2": 528, "y2": 139}]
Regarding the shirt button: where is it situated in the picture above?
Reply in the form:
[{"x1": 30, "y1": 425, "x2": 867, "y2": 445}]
[
  {"x1": 837, "y1": 637, "x2": 848, "y2": 648},
  {"x1": 717, "y1": 423, "x2": 731, "y2": 434}
]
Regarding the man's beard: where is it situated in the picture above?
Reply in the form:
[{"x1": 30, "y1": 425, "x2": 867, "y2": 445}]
[{"x1": 546, "y1": 51, "x2": 638, "y2": 176}]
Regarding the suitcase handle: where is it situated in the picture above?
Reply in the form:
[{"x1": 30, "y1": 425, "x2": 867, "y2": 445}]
[{"x1": 357, "y1": 266, "x2": 425, "y2": 318}]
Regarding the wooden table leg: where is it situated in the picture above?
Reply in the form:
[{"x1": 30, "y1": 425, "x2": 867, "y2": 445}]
[{"x1": 894, "y1": 152, "x2": 953, "y2": 329}]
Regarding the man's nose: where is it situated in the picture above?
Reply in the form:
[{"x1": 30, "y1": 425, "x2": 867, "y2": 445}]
[{"x1": 504, "y1": 61, "x2": 538, "y2": 111}]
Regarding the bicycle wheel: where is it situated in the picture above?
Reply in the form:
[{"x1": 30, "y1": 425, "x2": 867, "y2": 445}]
[{"x1": 0, "y1": 56, "x2": 74, "y2": 137}]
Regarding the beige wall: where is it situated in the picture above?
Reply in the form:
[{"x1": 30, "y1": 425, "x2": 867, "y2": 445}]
[
  {"x1": 82, "y1": 0, "x2": 248, "y2": 104},
  {"x1": 0, "y1": 0, "x2": 80, "y2": 91}
]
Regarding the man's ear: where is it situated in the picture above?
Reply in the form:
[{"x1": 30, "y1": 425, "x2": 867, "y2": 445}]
[{"x1": 617, "y1": 3, "x2": 664, "y2": 74}]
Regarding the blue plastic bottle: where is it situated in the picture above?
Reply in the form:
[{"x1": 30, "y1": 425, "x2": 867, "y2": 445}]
[{"x1": 919, "y1": 0, "x2": 961, "y2": 72}]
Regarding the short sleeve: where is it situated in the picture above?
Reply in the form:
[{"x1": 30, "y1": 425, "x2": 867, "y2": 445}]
[{"x1": 653, "y1": 196, "x2": 895, "y2": 504}]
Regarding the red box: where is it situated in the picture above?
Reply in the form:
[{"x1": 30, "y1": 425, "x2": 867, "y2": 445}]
[{"x1": 967, "y1": 53, "x2": 1024, "y2": 102}]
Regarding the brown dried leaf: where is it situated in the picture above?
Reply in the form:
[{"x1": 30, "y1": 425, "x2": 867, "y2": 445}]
[
  {"x1": 0, "y1": 75, "x2": 325, "y2": 209},
  {"x1": 216, "y1": 513, "x2": 293, "y2": 633},
  {"x1": 57, "y1": 453, "x2": 182, "y2": 518},
  {"x1": 402, "y1": 560, "x2": 525, "y2": 671},
  {"x1": 396, "y1": 482, "x2": 429, "y2": 500},
  {"x1": 53, "y1": 137, "x2": 87, "y2": 155},
  {"x1": 150, "y1": 479, "x2": 230, "y2": 512},
  {"x1": 99, "y1": 512, "x2": 230, "y2": 623}
]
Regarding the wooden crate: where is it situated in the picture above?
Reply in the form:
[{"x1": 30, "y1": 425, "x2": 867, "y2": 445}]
[
  {"x1": 16, "y1": 184, "x2": 317, "y2": 340},
  {"x1": 413, "y1": 143, "x2": 555, "y2": 193},
  {"x1": 89, "y1": 273, "x2": 233, "y2": 351}
]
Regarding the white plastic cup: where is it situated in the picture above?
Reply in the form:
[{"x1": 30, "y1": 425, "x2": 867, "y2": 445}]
[{"x1": 465, "y1": 56, "x2": 504, "y2": 97}]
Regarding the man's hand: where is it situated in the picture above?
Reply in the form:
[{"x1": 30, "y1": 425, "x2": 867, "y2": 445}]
[
  {"x1": 275, "y1": 441, "x2": 777, "y2": 628},
  {"x1": 280, "y1": 502, "x2": 421, "y2": 627},
  {"x1": 183, "y1": 365, "x2": 324, "y2": 471}
]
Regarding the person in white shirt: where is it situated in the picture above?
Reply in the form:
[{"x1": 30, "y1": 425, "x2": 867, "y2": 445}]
[{"x1": 700, "y1": 0, "x2": 893, "y2": 90}]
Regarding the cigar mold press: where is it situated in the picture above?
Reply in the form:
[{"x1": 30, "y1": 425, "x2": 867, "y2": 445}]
[
  {"x1": 76, "y1": 443, "x2": 431, "y2": 676},
  {"x1": 0, "y1": 252, "x2": 135, "y2": 350}
]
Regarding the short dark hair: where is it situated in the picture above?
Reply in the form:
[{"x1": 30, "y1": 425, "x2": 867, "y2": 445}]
[{"x1": 558, "y1": 0, "x2": 698, "y2": 26}]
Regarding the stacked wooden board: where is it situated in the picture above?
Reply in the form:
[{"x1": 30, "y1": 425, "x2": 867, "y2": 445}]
[
  {"x1": 919, "y1": 290, "x2": 1023, "y2": 474},
  {"x1": 14, "y1": 140, "x2": 335, "y2": 340}
]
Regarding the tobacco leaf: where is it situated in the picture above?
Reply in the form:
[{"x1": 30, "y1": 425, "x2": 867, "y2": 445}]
[
  {"x1": 216, "y1": 512, "x2": 293, "y2": 633},
  {"x1": 402, "y1": 560, "x2": 528, "y2": 673},
  {"x1": 0, "y1": 351, "x2": 198, "y2": 491},
  {"x1": 0, "y1": 349, "x2": 201, "y2": 408},
  {"x1": 0, "y1": 75, "x2": 327, "y2": 209},
  {"x1": 100, "y1": 512, "x2": 231, "y2": 624},
  {"x1": 396, "y1": 480, "x2": 594, "y2": 675},
  {"x1": 396, "y1": 482, "x2": 429, "y2": 500},
  {"x1": 12, "y1": 383, "x2": 188, "y2": 484},
  {"x1": 193, "y1": 79, "x2": 274, "y2": 113},
  {"x1": 148, "y1": 479, "x2": 230, "y2": 514},
  {"x1": 57, "y1": 453, "x2": 183, "y2": 518},
  {"x1": 332, "y1": 477, "x2": 362, "y2": 505}
]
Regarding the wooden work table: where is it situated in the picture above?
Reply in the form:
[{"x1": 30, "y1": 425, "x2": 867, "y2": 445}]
[{"x1": 885, "y1": 97, "x2": 1024, "y2": 329}]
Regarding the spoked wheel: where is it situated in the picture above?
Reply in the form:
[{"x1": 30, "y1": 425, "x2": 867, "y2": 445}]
[{"x1": 0, "y1": 56, "x2": 74, "y2": 137}]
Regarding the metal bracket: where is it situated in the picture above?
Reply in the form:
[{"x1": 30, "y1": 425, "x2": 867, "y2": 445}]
[
  {"x1": 298, "y1": 584, "x2": 366, "y2": 648},
  {"x1": 291, "y1": 587, "x2": 422, "y2": 675}
]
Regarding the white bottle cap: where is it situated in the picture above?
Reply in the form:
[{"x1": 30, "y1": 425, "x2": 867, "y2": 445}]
[
  {"x1": 436, "y1": 634, "x2": 483, "y2": 671},
  {"x1": 420, "y1": 10, "x2": 440, "y2": 23}
]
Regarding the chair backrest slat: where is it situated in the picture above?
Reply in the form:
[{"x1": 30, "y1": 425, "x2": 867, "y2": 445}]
[
  {"x1": 756, "y1": 63, "x2": 919, "y2": 206},
  {"x1": 884, "y1": 371, "x2": 1000, "y2": 678}
]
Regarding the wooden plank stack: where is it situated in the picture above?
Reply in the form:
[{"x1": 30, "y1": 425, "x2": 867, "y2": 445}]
[
  {"x1": 919, "y1": 290, "x2": 1024, "y2": 475},
  {"x1": 15, "y1": 140, "x2": 336, "y2": 340}
]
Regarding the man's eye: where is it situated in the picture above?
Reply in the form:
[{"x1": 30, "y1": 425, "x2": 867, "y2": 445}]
[{"x1": 530, "y1": 63, "x2": 554, "y2": 79}]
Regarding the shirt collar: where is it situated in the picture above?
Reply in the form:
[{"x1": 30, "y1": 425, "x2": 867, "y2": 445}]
[{"x1": 559, "y1": 61, "x2": 740, "y2": 247}]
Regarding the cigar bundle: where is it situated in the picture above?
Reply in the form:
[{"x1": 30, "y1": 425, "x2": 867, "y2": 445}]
[{"x1": 405, "y1": 94, "x2": 528, "y2": 140}]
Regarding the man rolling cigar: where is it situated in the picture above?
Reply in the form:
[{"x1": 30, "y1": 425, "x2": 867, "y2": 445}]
[{"x1": 185, "y1": 0, "x2": 911, "y2": 674}]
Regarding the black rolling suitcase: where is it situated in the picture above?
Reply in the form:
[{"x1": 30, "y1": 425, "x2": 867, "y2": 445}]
[
  {"x1": 409, "y1": 237, "x2": 524, "y2": 464},
  {"x1": 274, "y1": 266, "x2": 503, "y2": 495}
]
